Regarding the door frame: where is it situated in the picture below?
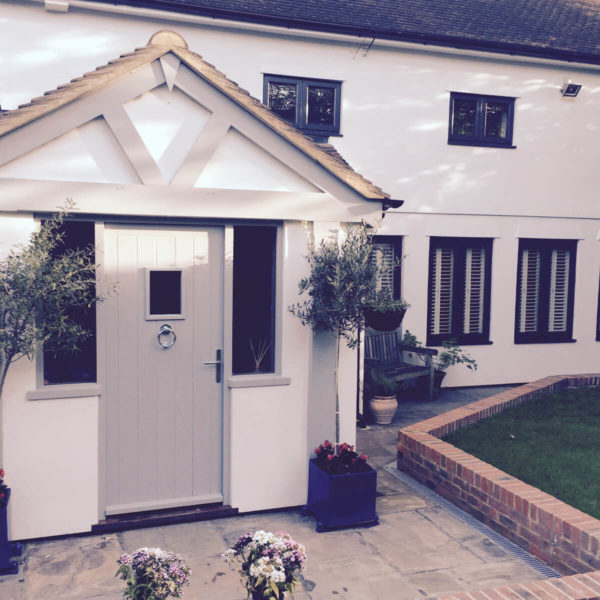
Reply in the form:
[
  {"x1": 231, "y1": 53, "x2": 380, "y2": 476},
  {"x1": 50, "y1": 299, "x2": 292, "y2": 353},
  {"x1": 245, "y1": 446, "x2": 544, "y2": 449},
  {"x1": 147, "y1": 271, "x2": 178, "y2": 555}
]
[{"x1": 96, "y1": 219, "x2": 230, "y2": 520}]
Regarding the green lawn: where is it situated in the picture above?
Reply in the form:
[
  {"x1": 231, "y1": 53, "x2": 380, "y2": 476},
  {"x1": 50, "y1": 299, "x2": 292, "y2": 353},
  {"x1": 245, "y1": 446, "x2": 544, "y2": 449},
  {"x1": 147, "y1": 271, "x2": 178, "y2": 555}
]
[{"x1": 443, "y1": 387, "x2": 600, "y2": 519}]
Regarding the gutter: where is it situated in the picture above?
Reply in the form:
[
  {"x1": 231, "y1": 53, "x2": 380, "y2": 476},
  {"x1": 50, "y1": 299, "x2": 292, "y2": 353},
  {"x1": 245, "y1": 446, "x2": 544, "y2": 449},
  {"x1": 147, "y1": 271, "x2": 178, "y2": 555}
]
[{"x1": 39, "y1": 0, "x2": 600, "y2": 73}]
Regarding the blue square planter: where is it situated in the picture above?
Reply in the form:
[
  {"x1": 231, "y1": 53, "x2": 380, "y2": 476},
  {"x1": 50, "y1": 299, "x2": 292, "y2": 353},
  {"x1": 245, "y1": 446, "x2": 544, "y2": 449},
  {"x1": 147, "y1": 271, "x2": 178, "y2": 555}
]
[
  {"x1": 0, "y1": 489, "x2": 21, "y2": 576},
  {"x1": 303, "y1": 459, "x2": 378, "y2": 532}
]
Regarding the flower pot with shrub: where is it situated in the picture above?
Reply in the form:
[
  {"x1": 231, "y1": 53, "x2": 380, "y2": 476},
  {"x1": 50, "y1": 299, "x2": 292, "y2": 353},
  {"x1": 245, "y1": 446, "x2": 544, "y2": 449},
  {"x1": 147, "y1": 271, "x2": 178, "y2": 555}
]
[
  {"x1": 364, "y1": 366, "x2": 399, "y2": 424},
  {"x1": 303, "y1": 440, "x2": 378, "y2": 532},
  {"x1": 116, "y1": 547, "x2": 191, "y2": 600},
  {"x1": 402, "y1": 331, "x2": 477, "y2": 395},
  {"x1": 363, "y1": 291, "x2": 408, "y2": 332},
  {"x1": 0, "y1": 469, "x2": 20, "y2": 575},
  {"x1": 223, "y1": 530, "x2": 306, "y2": 599}
]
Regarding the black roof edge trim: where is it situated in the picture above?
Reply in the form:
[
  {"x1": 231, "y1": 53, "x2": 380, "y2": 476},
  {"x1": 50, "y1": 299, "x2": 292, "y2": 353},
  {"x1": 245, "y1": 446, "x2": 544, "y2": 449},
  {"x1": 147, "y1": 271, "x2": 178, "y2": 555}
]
[
  {"x1": 383, "y1": 199, "x2": 404, "y2": 210},
  {"x1": 90, "y1": 0, "x2": 600, "y2": 67}
]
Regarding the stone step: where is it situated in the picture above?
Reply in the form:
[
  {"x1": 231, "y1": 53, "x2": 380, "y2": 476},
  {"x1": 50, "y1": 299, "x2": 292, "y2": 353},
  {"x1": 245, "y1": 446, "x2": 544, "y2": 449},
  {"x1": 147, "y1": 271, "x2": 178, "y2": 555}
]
[{"x1": 91, "y1": 503, "x2": 238, "y2": 534}]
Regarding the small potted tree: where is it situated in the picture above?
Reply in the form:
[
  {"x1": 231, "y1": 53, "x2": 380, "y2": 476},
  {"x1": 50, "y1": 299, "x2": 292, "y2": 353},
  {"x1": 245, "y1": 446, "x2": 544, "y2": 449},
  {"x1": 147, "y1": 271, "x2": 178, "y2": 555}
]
[{"x1": 290, "y1": 223, "x2": 393, "y2": 530}]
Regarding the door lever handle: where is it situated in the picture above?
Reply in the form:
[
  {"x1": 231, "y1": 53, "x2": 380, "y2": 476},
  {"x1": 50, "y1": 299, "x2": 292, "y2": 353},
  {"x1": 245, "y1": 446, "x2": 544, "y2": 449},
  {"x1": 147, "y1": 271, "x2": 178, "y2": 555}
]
[{"x1": 203, "y1": 349, "x2": 222, "y2": 383}]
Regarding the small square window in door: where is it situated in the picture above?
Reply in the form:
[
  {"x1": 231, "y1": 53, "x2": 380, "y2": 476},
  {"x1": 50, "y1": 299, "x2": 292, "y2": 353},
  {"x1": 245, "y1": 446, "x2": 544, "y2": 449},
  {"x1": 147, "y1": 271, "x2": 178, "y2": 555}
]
[{"x1": 146, "y1": 269, "x2": 184, "y2": 319}]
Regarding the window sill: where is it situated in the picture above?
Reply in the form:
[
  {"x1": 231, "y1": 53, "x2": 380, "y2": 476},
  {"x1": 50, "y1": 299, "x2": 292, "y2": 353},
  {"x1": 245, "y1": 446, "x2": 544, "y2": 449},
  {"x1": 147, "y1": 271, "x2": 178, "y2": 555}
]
[
  {"x1": 448, "y1": 140, "x2": 516, "y2": 149},
  {"x1": 227, "y1": 374, "x2": 291, "y2": 389},
  {"x1": 514, "y1": 338, "x2": 577, "y2": 345},
  {"x1": 27, "y1": 383, "x2": 102, "y2": 401}
]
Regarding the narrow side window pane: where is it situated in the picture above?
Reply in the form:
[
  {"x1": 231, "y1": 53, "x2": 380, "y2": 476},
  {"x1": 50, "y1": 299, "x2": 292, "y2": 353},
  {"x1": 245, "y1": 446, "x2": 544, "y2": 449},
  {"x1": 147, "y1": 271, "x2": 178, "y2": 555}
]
[
  {"x1": 484, "y1": 101, "x2": 509, "y2": 138},
  {"x1": 548, "y1": 249, "x2": 570, "y2": 333},
  {"x1": 430, "y1": 246, "x2": 454, "y2": 336},
  {"x1": 268, "y1": 81, "x2": 298, "y2": 124},
  {"x1": 44, "y1": 221, "x2": 96, "y2": 385},
  {"x1": 463, "y1": 247, "x2": 485, "y2": 335},
  {"x1": 518, "y1": 248, "x2": 541, "y2": 334},
  {"x1": 306, "y1": 85, "x2": 335, "y2": 127},
  {"x1": 451, "y1": 98, "x2": 477, "y2": 136},
  {"x1": 232, "y1": 226, "x2": 276, "y2": 374}
]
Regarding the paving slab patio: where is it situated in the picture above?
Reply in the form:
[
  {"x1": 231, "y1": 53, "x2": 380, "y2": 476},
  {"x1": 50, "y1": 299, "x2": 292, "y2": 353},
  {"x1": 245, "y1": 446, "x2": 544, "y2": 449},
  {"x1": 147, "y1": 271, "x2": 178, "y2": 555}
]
[{"x1": 0, "y1": 385, "x2": 552, "y2": 600}]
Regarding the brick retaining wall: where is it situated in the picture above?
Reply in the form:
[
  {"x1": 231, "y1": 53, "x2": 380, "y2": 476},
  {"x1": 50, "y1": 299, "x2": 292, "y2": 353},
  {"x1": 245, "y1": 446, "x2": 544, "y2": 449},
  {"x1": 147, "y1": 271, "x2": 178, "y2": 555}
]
[{"x1": 397, "y1": 374, "x2": 600, "y2": 577}]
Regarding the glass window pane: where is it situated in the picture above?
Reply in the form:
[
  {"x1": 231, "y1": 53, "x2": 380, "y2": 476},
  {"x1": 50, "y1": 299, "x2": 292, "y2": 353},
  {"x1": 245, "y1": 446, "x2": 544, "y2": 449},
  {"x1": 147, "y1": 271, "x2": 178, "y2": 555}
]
[
  {"x1": 149, "y1": 270, "x2": 182, "y2": 315},
  {"x1": 44, "y1": 221, "x2": 96, "y2": 384},
  {"x1": 232, "y1": 226, "x2": 276, "y2": 374},
  {"x1": 268, "y1": 81, "x2": 297, "y2": 124},
  {"x1": 484, "y1": 101, "x2": 509, "y2": 138},
  {"x1": 307, "y1": 85, "x2": 335, "y2": 126},
  {"x1": 452, "y1": 98, "x2": 477, "y2": 136}
]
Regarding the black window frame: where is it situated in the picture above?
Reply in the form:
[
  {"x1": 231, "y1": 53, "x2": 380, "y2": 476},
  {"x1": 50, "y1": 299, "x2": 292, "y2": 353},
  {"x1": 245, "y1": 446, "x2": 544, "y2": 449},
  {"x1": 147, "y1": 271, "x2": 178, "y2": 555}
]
[
  {"x1": 448, "y1": 92, "x2": 516, "y2": 148},
  {"x1": 514, "y1": 239, "x2": 577, "y2": 344},
  {"x1": 263, "y1": 74, "x2": 342, "y2": 138},
  {"x1": 426, "y1": 237, "x2": 493, "y2": 347}
]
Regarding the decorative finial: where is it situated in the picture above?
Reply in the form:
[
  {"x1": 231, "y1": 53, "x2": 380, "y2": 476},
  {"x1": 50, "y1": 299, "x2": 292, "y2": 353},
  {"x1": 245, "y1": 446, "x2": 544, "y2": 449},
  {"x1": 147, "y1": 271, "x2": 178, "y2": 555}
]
[{"x1": 148, "y1": 31, "x2": 188, "y2": 49}]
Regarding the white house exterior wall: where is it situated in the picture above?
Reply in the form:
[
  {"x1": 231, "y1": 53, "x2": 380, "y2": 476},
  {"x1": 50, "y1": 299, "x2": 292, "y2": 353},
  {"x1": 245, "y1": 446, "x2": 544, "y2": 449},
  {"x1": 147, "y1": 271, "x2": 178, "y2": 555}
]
[{"x1": 2, "y1": 2, "x2": 599, "y2": 389}]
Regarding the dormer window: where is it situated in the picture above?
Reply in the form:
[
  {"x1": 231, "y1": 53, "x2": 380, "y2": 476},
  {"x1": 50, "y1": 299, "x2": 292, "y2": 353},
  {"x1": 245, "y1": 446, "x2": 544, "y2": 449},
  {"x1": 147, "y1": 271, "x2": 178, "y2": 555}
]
[{"x1": 264, "y1": 74, "x2": 342, "y2": 139}]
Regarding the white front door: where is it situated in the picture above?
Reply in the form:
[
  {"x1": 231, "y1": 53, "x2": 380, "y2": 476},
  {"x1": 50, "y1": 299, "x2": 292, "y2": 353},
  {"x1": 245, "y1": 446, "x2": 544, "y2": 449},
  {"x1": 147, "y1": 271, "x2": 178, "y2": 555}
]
[{"x1": 103, "y1": 225, "x2": 223, "y2": 515}]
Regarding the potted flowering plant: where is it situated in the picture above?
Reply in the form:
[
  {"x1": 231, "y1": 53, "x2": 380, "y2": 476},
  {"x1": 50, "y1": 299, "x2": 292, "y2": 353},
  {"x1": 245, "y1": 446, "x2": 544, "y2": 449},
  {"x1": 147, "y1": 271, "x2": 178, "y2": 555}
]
[
  {"x1": 116, "y1": 547, "x2": 191, "y2": 599},
  {"x1": 0, "y1": 469, "x2": 20, "y2": 575},
  {"x1": 223, "y1": 530, "x2": 306, "y2": 599},
  {"x1": 304, "y1": 441, "x2": 378, "y2": 532}
]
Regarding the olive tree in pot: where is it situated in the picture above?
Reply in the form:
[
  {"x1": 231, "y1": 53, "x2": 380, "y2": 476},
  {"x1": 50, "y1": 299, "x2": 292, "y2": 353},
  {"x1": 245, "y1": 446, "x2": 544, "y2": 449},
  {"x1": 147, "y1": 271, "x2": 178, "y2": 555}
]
[
  {"x1": 0, "y1": 202, "x2": 109, "y2": 572},
  {"x1": 289, "y1": 223, "x2": 403, "y2": 442}
]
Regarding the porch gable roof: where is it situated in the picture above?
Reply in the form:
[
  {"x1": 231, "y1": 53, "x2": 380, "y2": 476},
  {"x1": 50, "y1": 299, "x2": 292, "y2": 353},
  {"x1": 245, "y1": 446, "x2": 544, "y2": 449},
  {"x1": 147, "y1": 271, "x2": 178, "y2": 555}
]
[{"x1": 0, "y1": 30, "x2": 388, "y2": 202}]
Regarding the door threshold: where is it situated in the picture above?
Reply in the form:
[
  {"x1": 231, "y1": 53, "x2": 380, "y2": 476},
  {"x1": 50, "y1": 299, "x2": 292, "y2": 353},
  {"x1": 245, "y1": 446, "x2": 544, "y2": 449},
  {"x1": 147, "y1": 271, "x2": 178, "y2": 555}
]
[{"x1": 92, "y1": 503, "x2": 238, "y2": 534}]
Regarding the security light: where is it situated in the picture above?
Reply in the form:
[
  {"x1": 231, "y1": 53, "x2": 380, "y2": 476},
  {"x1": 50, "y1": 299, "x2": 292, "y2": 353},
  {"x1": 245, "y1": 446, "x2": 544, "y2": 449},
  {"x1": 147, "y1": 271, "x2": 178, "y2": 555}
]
[{"x1": 561, "y1": 81, "x2": 582, "y2": 97}]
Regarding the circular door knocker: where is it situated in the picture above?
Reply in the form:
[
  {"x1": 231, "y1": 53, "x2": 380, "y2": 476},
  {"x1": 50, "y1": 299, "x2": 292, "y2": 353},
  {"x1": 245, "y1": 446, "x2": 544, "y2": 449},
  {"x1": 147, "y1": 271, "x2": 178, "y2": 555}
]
[{"x1": 157, "y1": 324, "x2": 176, "y2": 349}]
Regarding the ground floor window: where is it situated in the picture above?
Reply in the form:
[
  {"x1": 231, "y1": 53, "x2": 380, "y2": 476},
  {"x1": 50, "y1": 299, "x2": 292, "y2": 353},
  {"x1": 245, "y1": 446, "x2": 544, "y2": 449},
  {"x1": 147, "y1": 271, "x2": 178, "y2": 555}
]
[
  {"x1": 515, "y1": 239, "x2": 577, "y2": 344},
  {"x1": 427, "y1": 237, "x2": 493, "y2": 346},
  {"x1": 43, "y1": 220, "x2": 96, "y2": 384},
  {"x1": 372, "y1": 236, "x2": 402, "y2": 300},
  {"x1": 232, "y1": 225, "x2": 276, "y2": 374}
]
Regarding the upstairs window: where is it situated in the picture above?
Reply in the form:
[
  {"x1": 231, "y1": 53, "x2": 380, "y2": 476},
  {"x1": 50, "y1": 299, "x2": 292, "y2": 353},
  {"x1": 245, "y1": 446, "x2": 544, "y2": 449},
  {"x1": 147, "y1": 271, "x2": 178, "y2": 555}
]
[
  {"x1": 449, "y1": 92, "x2": 515, "y2": 148},
  {"x1": 264, "y1": 74, "x2": 341, "y2": 138},
  {"x1": 515, "y1": 239, "x2": 577, "y2": 344},
  {"x1": 427, "y1": 237, "x2": 493, "y2": 346}
]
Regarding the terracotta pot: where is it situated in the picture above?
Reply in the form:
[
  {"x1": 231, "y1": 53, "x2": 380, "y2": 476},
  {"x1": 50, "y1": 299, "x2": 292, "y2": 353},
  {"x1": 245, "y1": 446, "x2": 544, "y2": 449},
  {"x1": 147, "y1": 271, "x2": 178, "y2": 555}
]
[
  {"x1": 434, "y1": 370, "x2": 447, "y2": 397},
  {"x1": 369, "y1": 395, "x2": 398, "y2": 424}
]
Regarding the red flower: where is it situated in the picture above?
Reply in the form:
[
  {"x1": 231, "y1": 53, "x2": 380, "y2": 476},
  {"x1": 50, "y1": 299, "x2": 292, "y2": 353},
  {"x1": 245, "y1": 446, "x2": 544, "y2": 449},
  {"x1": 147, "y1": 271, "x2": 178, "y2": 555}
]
[
  {"x1": 326, "y1": 455, "x2": 334, "y2": 461},
  {"x1": 360, "y1": 454, "x2": 368, "y2": 461},
  {"x1": 314, "y1": 447, "x2": 321, "y2": 454},
  {"x1": 0, "y1": 469, "x2": 4, "y2": 478}
]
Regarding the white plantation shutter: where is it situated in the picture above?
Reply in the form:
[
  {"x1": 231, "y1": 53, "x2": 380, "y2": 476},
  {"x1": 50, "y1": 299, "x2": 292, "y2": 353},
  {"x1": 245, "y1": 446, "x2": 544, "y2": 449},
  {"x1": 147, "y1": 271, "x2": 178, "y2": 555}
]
[
  {"x1": 548, "y1": 249, "x2": 570, "y2": 332},
  {"x1": 372, "y1": 243, "x2": 394, "y2": 293},
  {"x1": 463, "y1": 247, "x2": 485, "y2": 334},
  {"x1": 430, "y1": 247, "x2": 454, "y2": 335},
  {"x1": 518, "y1": 248, "x2": 541, "y2": 333}
]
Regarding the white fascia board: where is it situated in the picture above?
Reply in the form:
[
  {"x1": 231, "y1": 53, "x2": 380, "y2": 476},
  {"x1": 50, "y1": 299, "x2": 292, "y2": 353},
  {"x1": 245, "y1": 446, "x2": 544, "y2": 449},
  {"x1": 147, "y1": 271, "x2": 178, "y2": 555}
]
[
  {"x1": 0, "y1": 179, "x2": 382, "y2": 223},
  {"x1": 30, "y1": 0, "x2": 600, "y2": 74}
]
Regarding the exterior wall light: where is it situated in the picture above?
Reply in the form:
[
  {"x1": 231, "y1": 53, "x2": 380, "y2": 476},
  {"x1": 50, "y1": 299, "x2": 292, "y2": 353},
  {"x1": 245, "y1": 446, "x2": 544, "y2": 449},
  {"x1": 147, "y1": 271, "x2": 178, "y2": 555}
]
[{"x1": 561, "y1": 81, "x2": 582, "y2": 97}]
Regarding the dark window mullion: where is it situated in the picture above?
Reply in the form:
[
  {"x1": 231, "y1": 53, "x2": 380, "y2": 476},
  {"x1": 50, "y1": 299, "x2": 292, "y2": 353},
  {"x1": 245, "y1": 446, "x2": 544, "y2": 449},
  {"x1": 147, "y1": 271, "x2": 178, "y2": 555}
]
[
  {"x1": 451, "y1": 246, "x2": 466, "y2": 339},
  {"x1": 300, "y1": 80, "x2": 309, "y2": 128},
  {"x1": 475, "y1": 98, "x2": 486, "y2": 140}
]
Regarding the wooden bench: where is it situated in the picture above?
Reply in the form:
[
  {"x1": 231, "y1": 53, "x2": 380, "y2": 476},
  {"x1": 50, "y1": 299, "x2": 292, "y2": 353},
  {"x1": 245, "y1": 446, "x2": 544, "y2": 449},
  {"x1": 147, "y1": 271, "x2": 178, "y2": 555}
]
[{"x1": 364, "y1": 331, "x2": 438, "y2": 402}]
